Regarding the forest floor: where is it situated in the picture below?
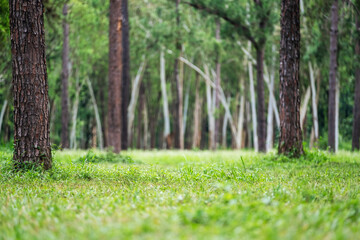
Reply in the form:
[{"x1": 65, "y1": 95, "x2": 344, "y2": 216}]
[{"x1": 0, "y1": 149, "x2": 360, "y2": 239}]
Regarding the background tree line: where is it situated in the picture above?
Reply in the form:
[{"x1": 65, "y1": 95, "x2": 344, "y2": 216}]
[{"x1": 0, "y1": 0, "x2": 359, "y2": 155}]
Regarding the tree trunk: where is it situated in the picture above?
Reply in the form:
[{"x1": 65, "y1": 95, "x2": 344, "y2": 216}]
[
  {"x1": 215, "y1": 18, "x2": 221, "y2": 148},
  {"x1": 9, "y1": 0, "x2": 52, "y2": 169},
  {"x1": 266, "y1": 47, "x2": 276, "y2": 151},
  {"x1": 278, "y1": 0, "x2": 303, "y2": 157},
  {"x1": 328, "y1": 0, "x2": 338, "y2": 152},
  {"x1": 143, "y1": 96, "x2": 149, "y2": 149},
  {"x1": 127, "y1": 59, "x2": 146, "y2": 144},
  {"x1": 309, "y1": 63, "x2": 319, "y2": 143},
  {"x1": 70, "y1": 76, "x2": 81, "y2": 149},
  {"x1": 192, "y1": 73, "x2": 202, "y2": 149},
  {"x1": 183, "y1": 80, "x2": 190, "y2": 137},
  {"x1": 300, "y1": 86, "x2": 311, "y2": 130},
  {"x1": 248, "y1": 43, "x2": 259, "y2": 152},
  {"x1": 352, "y1": 14, "x2": 360, "y2": 151},
  {"x1": 86, "y1": 78, "x2": 104, "y2": 150},
  {"x1": 0, "y1": 100, "x2": 8, "y2": 136},
  {"x1": 160, "y1": 50, "x2": 171, "y2": 148},
  {"x1": 236, "y1": 81, "x2": 245, "y2": 149},
  {"x1": 108, "y1": 0, "x2": 123, "y2": 153},
  {"x1": 255, "y1": 46, "x2": 267, "y2": 152},
  {"x1": 205, "y1": 66, "x2": 215, "y2": 150},
  {"x1": 122, "y1": 0, "x2": 130, "y2": 150},
  {"x1": 61, "y1": 3, "x2": 70, "y2": 149}
]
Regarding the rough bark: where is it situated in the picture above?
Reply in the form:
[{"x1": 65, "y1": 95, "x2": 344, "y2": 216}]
[
  {"x1": 107, "y1": 0, "x2": 123, "y2": 153},
  {"x1": 214, "y1": 18, "x2": 221, "y2": 148},
  {"x1": 352, "y1": 14, "x2": 360, "y2": 151},
  {"x1": 9, "y1": 0, "x2": 52, "y2": 169},
  {"x1": 121, "y1": 0, "x2": 130, "y2": 150},
  {"x1": 328, "y1": 0, "x2": 338, "y2": 152},
  {"x1": 61, "y1": 3, "x2": 70, "y2": 149},
  {"x1": 278, "y1": 0, "x2": 303, "y2": 157}
]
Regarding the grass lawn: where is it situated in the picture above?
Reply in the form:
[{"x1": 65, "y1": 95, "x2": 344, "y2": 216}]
[{"x1": 0, "y1": 149, "x2": 360, "y2": 239}]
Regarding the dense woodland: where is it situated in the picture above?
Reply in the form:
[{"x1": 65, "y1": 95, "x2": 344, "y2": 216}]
[{"x1": 0, "y1": 0, "x2": 360, "y2": 160}]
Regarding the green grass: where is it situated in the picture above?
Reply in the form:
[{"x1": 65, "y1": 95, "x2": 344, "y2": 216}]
[{"x1": 1, "y1": 149, "x2": 360, "y2": 239}]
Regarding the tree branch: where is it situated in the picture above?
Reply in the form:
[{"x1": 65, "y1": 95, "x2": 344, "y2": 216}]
[{"x1": 183, "y1": 1, "x2": 258, "y2": 48}]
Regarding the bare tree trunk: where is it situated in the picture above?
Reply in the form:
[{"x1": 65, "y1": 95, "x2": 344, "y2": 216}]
[
  {"x1": 255, "y1": 46, "x2": 267, "y2": 152},
  {"x1": 9, "y1": 0, "x2": 52, "y2": 169},
  {"x1": 143, "y1": 97, "x2": 149, "y2": 150},
  {"x1": 108, "y1": 0, "x2": 123, "y2": 153},
  {"x1": 160, "y1": 50, "x2": 171, "y2": 148},
  {"x1": 127, "y1": 59, "x2": 146, "y2": 144},
  {"x1": 86, "y1": 78, "x2": 104, "y2": 150},
  {"x1": 70, "y1": 76, "x2": 81, "y2": 149},
  {"x1": 183, "y1": 80, "x2": 190, "y2": 137},
  {"x1": 335, "y1": 79, "x2": 339, "y2": 152},
  {"x1": 248, "y1": 43, "x2": 258, "y2": 152},
  {"x1": 352, "y1": 14, "x2": 360, "y2": 151},
  {"x1": 206, "y1": 66, "x2": 215, "y2": 150},
  {"x1": 215, "y1": 18, "x2": 221, "y2": 148},
  {"x1": 278, "y1": 0, "x2": 303, "y2": 157},
  {"x1": 0, "y1": 100, "x2": 7, "y2": 136},
  {"x1": 173, "y1": 0, "x2": 183, "y2": 149},
  {"x1": 192, "y1": 73, "x2": 202, "y2": 148},
  {"x1": 179, "y1": 51, "x2": 184, "y2": 149},
  {"x1": 266, "y1": 47, "x2": 276, "y2": 151},
  {"x1": 222, "y1": 96, "x2": 231, "y2": 148},
  {"x1": 309, "y1": 63, "x2": 319, "y2": 143},
  {"x1": 328, "y1": 0, "x2": 338, "y2": 152},
  {"x1": 236, "y1": 80, "x2": 245, "y2": 149},
  {"x1": 121, "y1": 0, "x2": 130, "y2": 150},
  {"x1": 300, "y1": 87, "x2": 311, "y2": 130},
  {"x1": 61, "y1": 3, "x2": 70, "y2": 149}
]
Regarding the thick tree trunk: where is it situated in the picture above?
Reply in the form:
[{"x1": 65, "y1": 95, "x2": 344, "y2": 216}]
[
  {"x1": 9, "y1": 0, "x2": 52, "y2": 169},
  {"x1": 214, "y1": 18, "x2": 221, "y2": 148},
  {"x1": 278, "y1": 0, "x2": 303, "y2": 157},
  {"x1": 61, "y1": 3, "x2": 70, "y2": 149},
  {"x1": 328, "y1": 0, "x2": 338, "y2": 152},
  {"x1": 255, "y1": 46, "x2": 267, "y2": 152},
  {"x1": 352, "y1": 14, "x2": 360, "y2": 151},
  {"x1": 107, "y1": 0, "x2": 123, "y2": 153},
  {"x1": 122, "y1": 0, "x2": 130, "y2": 150}
]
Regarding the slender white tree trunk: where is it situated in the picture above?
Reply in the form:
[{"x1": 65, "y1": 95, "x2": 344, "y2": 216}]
[
  {"x1": 183, "y1": 80, "x2": 190, "y2": 137},
  {"x1": 0, "y1": 100, "x2": 7, "y2": 136},
  {"x1": 309, "y1": 62, "x2": 319, "y2": 141},
  {"x1": 266, "y1": 47, "x2": 276, "y2": 151},
  {"x1": 127, "y1": 58, "x2": 146, "y2": 143},
  {"x1": 300, "y1": 86, "x2": 311, "y2": 130},
  {"x1": 222, "y1": 96, "x2": 231, "y2": 148},
  {"x1": 160, "y1": 50, "x2": 171, "y2": 148},
  {"x1": 247, "y1": 43, "x2": 258, "y2": 152},
  {"x1": 70, "y1": 81, "x2": 80, "y2": 149},
  {"x1": 205, "y1": 66, "x2": 215, "y2": 150},
  {"x1": 86, "y1": 78, "x2": 103, "y2": 150}
]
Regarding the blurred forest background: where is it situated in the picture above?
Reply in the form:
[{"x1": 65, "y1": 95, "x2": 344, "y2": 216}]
[{"x1": 0, "y1": 0, "x2": 359, "y2": 152}]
